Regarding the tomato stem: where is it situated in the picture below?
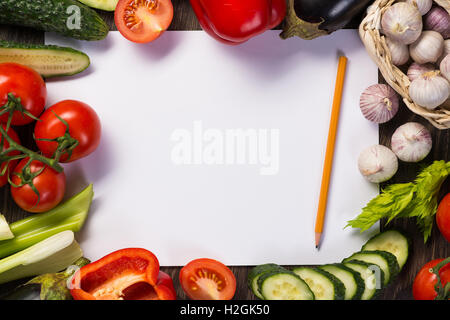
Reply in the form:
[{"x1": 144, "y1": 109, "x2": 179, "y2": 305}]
[
  {"x1": 0, "y1": 125, "x2": 63, "y2": 173},
  {"x1": 0, "y1": 93, "x2": 41, "y2": 130}
]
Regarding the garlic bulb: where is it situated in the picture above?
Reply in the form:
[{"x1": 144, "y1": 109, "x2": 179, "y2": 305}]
[
  {"x1": 424, "y1": 6, "x2": 450, "y2": 39},
  {"x1": 386, "y1": 37, "x2": 410, "y2": 65},
  {"x1": 406, "y1": 0, "x2": 432, "y2": 15},
  {"x1": 440, "y1": 54, "x2": 450, "y2": 81},
  {"x1": 409, "y1": 71, "x2": 450, "y2": 109},
  {"x1": 437, "y1": 39, "x2": 450, "y2": 64},
  {"x1": 360, "y1": 84, "x2": 399, "y2": 123},
  {"x1": 391, "y1": 122, "x2": 432, "y2": 163},
  {"x1": 381, "y1": 3, "x2": 423, "y2": 44},
  {"x1": 409, "y1": 31, "x2": 444, "y2": 64},
  {"x1": 407, "y1": 62, "x2": 435, "y2": 81},
  {"x1": 358, "y1": 145, "x2": 398, "y2": 183}
]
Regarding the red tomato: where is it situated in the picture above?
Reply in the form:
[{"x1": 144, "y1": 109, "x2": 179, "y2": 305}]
[
  {"x1": 0, "y1": 124, "x2": 21, "y2": 187},
  {"x1": 34, "y1": 100, "x2": 101, "y2": 163},
  {"x1": 437, "y1": 193, "x2": 450, "y2": 242},
  {"x1": 413, "y1": 258, "x2": 450, "y2": 300},
  {"x1": 10, "y1": 158, "x2": 66, "y2": 213},
  {"x1": 0, "y1": 63, "x2": 46, "y2": 126},
  {"x1": 115, "y1": 0, "x2": 174, "y2": 43},
  {"x1": 179, "y1": 258, "x2": 236, "y2": 300}
]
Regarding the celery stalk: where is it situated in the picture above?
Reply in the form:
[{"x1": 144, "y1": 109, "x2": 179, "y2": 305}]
[
  {"x1": 0, "y1": 214, "x2": 14, "y2": 240},
  {"x1": 0, "y1": 231, "x2": 82, "y2": 284},
  {"x1": 0, "y1": 184, "x2": 93, "y2": 259}
]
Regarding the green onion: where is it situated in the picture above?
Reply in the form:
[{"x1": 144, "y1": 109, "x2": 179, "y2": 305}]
[
  {"x1": 0, "y1": 214, "x2": 13, "y2": 240},
  {"x1": 0, "y1": 230, "x2": 82, "y2": 284},
  {"x1": 0, "y1": 184, "x2": 93, "y2": 259}
]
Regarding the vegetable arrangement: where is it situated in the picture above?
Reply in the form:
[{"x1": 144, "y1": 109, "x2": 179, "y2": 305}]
[{"x1": 248, "y1": 230, "x2": 410, "y2": 300}]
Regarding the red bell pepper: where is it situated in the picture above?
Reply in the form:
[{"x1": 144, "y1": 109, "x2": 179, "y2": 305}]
[
  {"x1": 70, "y1": 248, "x2": 176, "y2": 300},
  {"x1": 190, "y1": 0, "x2": 287, "y2": 45}
]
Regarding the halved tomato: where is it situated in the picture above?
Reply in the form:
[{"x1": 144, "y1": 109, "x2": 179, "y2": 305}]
[
  {"x1": 115, "y1": 0, "x2": 174, "y2": 43},
  {"x1": 179, "y1": 258, "x2": 236, "y2": 300}
]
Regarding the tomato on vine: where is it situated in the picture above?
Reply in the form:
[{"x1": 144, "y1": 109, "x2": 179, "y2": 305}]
[
  {"x1": 413, "y1": 258, "x2": 450, "y2": 300},
  {"x1": 0, "y1": 63, "x2": 46, "y2": 127},
  {"x1": 34, "y1": 100, "x2": 101, "y2": 163},
  {"x1": 0, "y1": 124, "x2": 21, "y2": 187},
  {"x1": 10, "y1": 158, "x2": 66, "y2": 213}
]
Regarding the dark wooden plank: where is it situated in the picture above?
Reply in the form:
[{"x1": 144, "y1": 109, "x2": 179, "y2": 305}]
[{"x1": 0, "y1": 0, "x2": 448, "y2": 301}]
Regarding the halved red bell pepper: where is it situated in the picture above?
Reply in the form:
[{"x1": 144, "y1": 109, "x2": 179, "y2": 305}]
[
  {"x1": 70, "y1": 248, "x2": 176, "y2": 300},
  {"x1": 190, "y1": 0, "x2": 287, "y2": 45}
]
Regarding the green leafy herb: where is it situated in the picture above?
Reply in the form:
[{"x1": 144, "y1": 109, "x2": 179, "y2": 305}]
[{"x1": 347, "y1": 161, "x2": 450, "y2": 242}]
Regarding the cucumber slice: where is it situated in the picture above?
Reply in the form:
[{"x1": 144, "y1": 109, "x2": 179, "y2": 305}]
[
  {"x1": 258, "y1": 271, "x2": 314, "y2": 300},
  {"x1": 0, "y1": 41, "x2": 90, "y2": 78},
  {"x1": 318, "y1": 264, "x2": 365, "y2": 300},
  {"x1": 343, "y1": 250, "x2": 399, "y2": 286},
  {"x1": 78, "y1": 0, "x2": 118, "y2": 11},
  {"x1": 362, "y1": 230, "x2": 410, "y2": 269},
  {"x1": 344, "y1": 260, "x2": 384, "y2": 300},
  {"x1": 292, "y1": 267, "x2": 345, "y2": 300},
  {"x1": 248, "y1": 264, "x2": 285, "y2": 299}
]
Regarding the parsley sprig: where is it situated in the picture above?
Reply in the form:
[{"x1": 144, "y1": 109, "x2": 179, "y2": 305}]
[{"x1": 347, "y1": 161, "x2": 450, "y2": 242}]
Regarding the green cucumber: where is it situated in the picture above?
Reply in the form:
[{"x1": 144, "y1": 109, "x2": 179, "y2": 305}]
[
  {"x1": 0, "y1": 0, "x2": 109, "y2": 41},
  {"x1": 78, "y1": 0, "x2": 119, "y2": 11},
  {"x1": 248, "y1": 264, "x2": 285, "y2": 300},
  {"x1": 258, "y1": 270, "x2": 314, "y2": 300},
  {"x1": 0, "y1": 41, "x2": 90, "y2": 78},
  {"x1": 292, "y1": 267, "x2": 345, "y2": 300},
  {"x1": 362, "y1": 230, "x2": 410, "y2": 269},
  {"x1": 343, "y1": 250, "x2": 399, "y2": 286},
  {"x1": 343, "y1": 260, "x2": 384, "y2": 300},
  {"x1": 318, "y1": 264, "x2": 365, "y2": 300}
]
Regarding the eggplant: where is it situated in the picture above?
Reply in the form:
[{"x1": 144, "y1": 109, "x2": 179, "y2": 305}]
[
  {"x1": 281, "y1": 0, "x2": 373, "y2": 40},
  {"x1": 0, "y1": 257, "x2": 89, "y2": 300}
]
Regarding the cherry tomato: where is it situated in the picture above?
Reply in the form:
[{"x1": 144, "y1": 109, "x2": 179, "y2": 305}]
[
  {"x1": 115, "y1": 0, "x2": 174, "y2": 43},
  {"x1": 179, "y1": 258, "x2": 236, "y2": 300},
  {"x1": 0, "y1": 63, "x2": 46, "y2": 126},
  {"x1": 10, "y1": 158, "x2": 66, "y2": 213},
  {"x1": 437, "y1": 193, "x2": 450, "y2": 242},
  {"x1": 34, "y1": 100, "x2": 101, "y2": 163},
  {"x1": 413, "y1": 258, "x2": 450, "y2": 300},
  {"x1": 0, "y1": 124, "x2": 21, "y2": 187}
]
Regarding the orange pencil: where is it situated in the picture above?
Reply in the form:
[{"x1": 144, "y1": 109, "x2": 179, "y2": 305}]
[{"x1": 315, "y1": 56, "x2": 348, "y2": 249}]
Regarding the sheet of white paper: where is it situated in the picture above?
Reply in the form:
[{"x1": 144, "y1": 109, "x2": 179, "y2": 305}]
[{"x1": 45, "y1": 30, "x2": 379, "y2": 266}]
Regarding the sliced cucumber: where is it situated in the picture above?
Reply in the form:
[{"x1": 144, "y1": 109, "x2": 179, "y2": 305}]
[
  {"x1": 292, "y1": 267, "x2": 345, "y2": 300},
  {"x1": 362, "y1": 230, "x2": 410, "y2": 269},
  {"x1": 248, "y1": 264, "x2": 285, "y2": 299},
  {"x1": 258, "y1": 270, "x2": 314, "y2": 300},
  {"x1": 78, "y1": 0, "x2": 118, "y2": 11},
  {"x1": 0, "y1": 41, "x2": 90, "y2": 78},
  {"x1": 318, "y1": 264, "x2": 365, "y2": 300},
  {"x1": 344, "y1": 260, "x2": 384, "y2": 300},
  {"x1": 343, "y1": 250, "x2": 399, "y2": 286}
]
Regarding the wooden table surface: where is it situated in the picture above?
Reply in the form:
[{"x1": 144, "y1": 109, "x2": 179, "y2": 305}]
[{"x1": 0, "y1": 0, "x2": 449, "y2": 300}]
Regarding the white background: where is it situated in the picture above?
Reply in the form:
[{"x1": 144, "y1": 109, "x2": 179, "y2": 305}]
[{"x1": 46, "y1": 30, "x2": 379, "y2": 266}]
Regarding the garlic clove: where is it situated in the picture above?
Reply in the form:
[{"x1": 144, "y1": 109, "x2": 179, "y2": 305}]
[
  {"x1": 409, "y1": 70, "x2": 450, "y2": 109},
  {"x1": 424, "y1": 5, "x2": 450, "y2": 39},
  {"x1": 381, "y1": 2, "x2": 423, "y2": 45},
  {"x1": 437, "y1": 39, "x2": 450, "y2": 64},
  {"x1": 406, "y1": 0, "x2": 432, "y2": 15},
  {"x1": 386, "y1": 37, "x2": 410, "y2": 66},
  {"x1": 391, "y1": 122, "x2": 432, "y2": 163},
  {"x1": 407, "y1": 62, "x2": 435, "y2": 81},
  {"x1": 358, "y1": 145, "x2": 398, "y2": 183},
  {"x1": 440, "y1": 54, "x2": 450, "y2": 82},
  {"x1": 360, "y1": 84, "x2": 399, "y2": 123},
  {"x1": 409, "y1": 31, "x2": 444, "y2": 64}
]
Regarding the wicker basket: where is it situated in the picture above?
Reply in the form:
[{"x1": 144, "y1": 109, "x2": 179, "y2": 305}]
[{"x1": 359, "y1": 0, "x2": 450, "y2": 129}]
